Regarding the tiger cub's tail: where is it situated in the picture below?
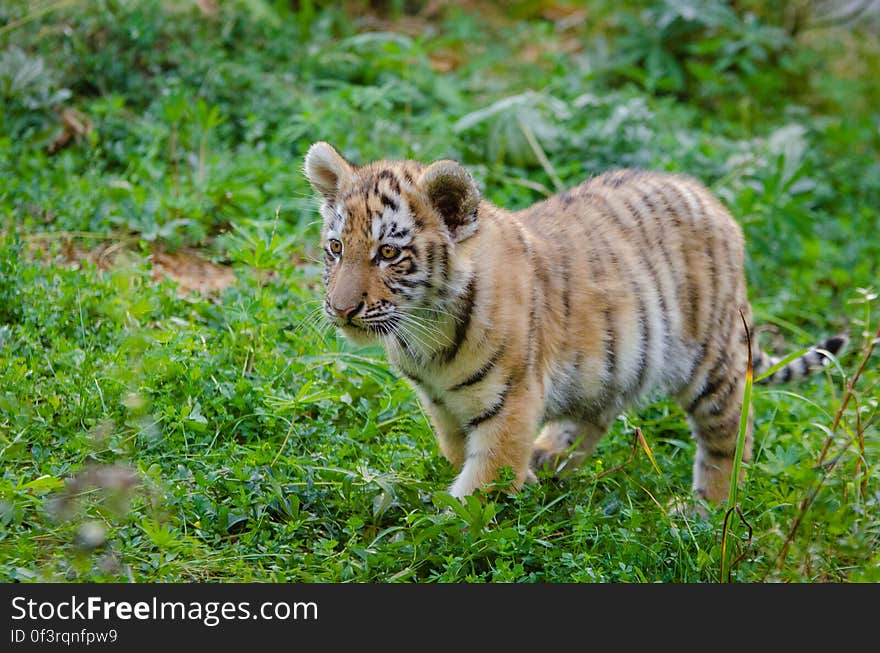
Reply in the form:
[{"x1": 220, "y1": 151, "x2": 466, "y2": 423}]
[{"x1": 753, "y1": 334, "x2": 848, "y2": 385}]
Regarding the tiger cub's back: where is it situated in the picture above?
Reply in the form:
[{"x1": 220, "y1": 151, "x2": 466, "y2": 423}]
[{"x1": 519, "y1": 169, "x2": 751, "y2": 408}]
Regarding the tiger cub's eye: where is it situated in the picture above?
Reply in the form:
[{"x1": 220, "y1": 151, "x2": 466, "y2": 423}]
[
  {"x1": 328, "y1": 239, "x2": 343, "y2": 255},
  {"x1": 379, "y1": 244, "x2": 400, "y2": 260}
]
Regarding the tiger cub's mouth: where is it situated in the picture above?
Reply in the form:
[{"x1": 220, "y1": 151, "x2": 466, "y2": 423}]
[{"x1": 330, "y1": 313, "x2": 400, "y2": 342}]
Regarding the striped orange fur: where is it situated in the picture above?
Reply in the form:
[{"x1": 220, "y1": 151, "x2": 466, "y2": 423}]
[{"x1": 304, "y1": 142, "x2": 846, "y2": 504}]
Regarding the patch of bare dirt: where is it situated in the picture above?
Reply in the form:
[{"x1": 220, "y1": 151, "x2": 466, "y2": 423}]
[
  {"x1": 21, "y1": 233, "x2": 236, "y2": 295},
  {"x1": 150, "y1": 247, "x2": 236, "y2": 295}
]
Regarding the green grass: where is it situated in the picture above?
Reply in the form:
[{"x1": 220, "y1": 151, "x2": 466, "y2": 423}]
[{"x1": 1, "y1": 0, "x2": 878, "y2": 582}]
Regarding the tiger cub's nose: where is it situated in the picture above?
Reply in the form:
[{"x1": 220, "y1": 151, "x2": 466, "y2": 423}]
[{"x1": 331, "y1": 300, "x2": 364, "y2": 320}]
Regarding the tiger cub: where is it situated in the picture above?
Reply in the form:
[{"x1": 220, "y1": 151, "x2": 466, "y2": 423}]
[{"x1": 304, "y1": 142, "x2": 845, "y2": 504}]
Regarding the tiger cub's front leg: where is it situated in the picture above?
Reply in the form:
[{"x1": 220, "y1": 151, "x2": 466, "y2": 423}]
[
  {"x1": 418, "y1": 391, "x2": 467, "y2": 471},
  {"x1": 448, "y1": 385, "x2": 541, "y2": 499}
]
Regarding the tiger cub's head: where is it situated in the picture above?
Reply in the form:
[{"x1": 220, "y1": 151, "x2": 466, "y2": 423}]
[{"x1": 304, "y1": 142, "x2": 480, "y2": 344}]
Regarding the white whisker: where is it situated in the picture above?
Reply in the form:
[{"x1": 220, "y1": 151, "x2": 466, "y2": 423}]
[
  {"x1": 394, "y1": 319, "x2": 436, "y2": 356},
  {"x1": 398, "y1": 312, "x2": 452, "y2": 348}
]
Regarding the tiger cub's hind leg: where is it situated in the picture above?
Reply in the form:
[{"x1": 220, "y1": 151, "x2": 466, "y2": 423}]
[
  {"x1": 681, "y1": 356, "x2": 754, "y2": 504},
  {"x1": 531, "y1": 419, "x2": 610, "y2": 478}
]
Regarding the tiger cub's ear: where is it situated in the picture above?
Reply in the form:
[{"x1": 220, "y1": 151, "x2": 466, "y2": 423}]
[
  {"x1": 419, "y1": 160, "x2": 481, "y2": 242},
  {"x1": 304, "y1": 142, "x2": 354, "y2": 200}
]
